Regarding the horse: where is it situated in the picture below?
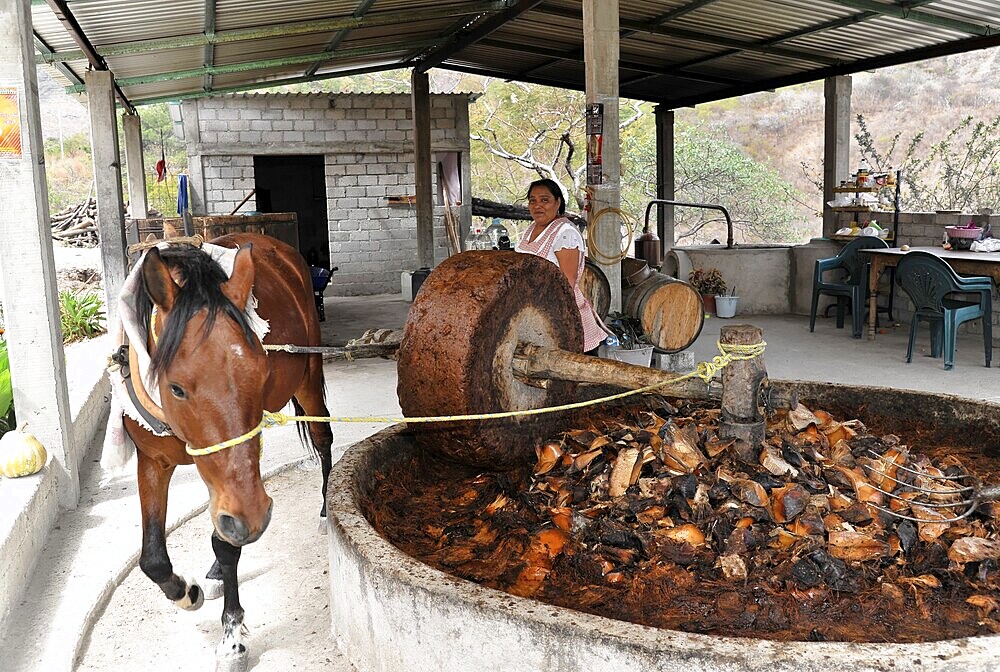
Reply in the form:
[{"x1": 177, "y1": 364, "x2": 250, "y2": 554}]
[{"x1": 122, "y1": 233, "x2": 332, "y2": 671}]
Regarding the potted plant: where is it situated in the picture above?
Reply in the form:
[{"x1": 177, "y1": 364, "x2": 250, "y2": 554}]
[{"x1": 688, "y1": 267, "x2": 727, "y2": 315}]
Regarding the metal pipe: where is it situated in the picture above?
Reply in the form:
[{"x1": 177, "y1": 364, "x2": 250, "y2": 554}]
[
  {"x1": 644, "y1": 199, "x2": 734, "y2": 250},
  {"x1": 43, "y1": 0, "x2": 134, "y2": 112},
  {"x1": 68, "y1": 40, "x2": 438, "y2": 93},
  {"x1": 125, "y1": 62, "x2": 397, "y2": 107}
]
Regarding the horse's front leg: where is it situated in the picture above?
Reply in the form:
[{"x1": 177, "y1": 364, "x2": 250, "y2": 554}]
[
  {"x1": 212, "y1": 532, "x2": 249, "y2": 672},
  {"x1": 136, "y1": 449, "x2": 204, "y2": 610}
]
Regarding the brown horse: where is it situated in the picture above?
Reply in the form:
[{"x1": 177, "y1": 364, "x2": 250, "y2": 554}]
[{"x1": 123, "y1": 233, "x2": 332, "y2": 671}]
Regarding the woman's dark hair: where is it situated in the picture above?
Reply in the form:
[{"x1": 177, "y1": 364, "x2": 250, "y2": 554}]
[{"x1": 526, "y1": 178, "x2": 566, "y2": 215}]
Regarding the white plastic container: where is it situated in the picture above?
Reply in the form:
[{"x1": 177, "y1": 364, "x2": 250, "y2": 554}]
[
  {"x1": 600, "y1": 344, "x2": 654, "y2": 367},
  {"x1": 715, "y1": 295, "x2": 739, "y2": 318}
]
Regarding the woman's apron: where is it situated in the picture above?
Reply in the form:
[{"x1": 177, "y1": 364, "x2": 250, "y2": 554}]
[{"x1": 517, "y1": 218, "x2": 610, "y2": 352}]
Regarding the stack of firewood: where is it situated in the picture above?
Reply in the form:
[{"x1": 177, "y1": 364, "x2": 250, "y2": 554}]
[
  {"x1": 51, "y1": 198, "x2": 97, "y2": 247},
  {"x1": 51, "y1": 199, "x2": 164, "y2": 247}
]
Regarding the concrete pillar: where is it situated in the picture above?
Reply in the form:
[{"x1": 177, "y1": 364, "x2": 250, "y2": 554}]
[
  {"x1": 180, "y1": 102, "x2": 207, "y2": 215},
  {"x1": 411, "y1": 69, "x2": 433, "y2": 268},
  {"x1": 122, "y1": 112, "x2": 147, "y2": 221},
  {"x1": 86, "y1": 70, "x2": 129, "y2": 327},
  {"x1": 823, "y1": 75, "x2": 852, "y2": 238},
  {"x1": 583, "y1": 0, "x2": 622, "y2": 310},
  {"x1": 654, "y1": 105, "x2": 675, "y2": 252},
  {"x1": 0, "y1": 0, "x2": 78, "y2": 505}
]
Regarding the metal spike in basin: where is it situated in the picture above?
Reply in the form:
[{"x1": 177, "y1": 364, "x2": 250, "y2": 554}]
[{"x1": 326, "y1": 382, "x2": 1000, "y2": 672}]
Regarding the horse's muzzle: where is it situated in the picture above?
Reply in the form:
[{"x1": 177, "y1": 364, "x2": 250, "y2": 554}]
[{"x1": 216, "y1": 499, "x2": 273, "y2": 546}]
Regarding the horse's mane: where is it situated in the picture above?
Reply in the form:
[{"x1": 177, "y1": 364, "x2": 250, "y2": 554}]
[{"x1": 136, "y1": 244, "x2": 257, "y2": 380}]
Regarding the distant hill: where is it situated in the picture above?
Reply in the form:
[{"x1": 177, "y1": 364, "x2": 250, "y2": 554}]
[
  {"x1": 683, "y1": 48, "x2": 1000, "y2": 222},
  {"x1": 36, "y1": 67, "x2": 89, "y2": 142}
]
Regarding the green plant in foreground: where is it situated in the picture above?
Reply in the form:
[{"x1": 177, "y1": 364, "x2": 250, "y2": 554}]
[
  {"x1": 0, "y1": 339, "x2": 14, "y2": 435},
  {"x1": 59, "y1": 290, "x2": 106, "y2": 343}
]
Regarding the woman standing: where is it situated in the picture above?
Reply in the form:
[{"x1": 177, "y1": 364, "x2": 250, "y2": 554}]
[{"x1": 515, "y1": 178, "x2": 609, "y2": 354}]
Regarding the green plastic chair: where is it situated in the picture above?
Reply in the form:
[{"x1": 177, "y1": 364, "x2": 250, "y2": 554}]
[
  {"x1": 895, "y1": 251, "x2": 992, "y2": 370},
  {"x1": 809, "y1": 236, "x2": 888, "y2": 339}
]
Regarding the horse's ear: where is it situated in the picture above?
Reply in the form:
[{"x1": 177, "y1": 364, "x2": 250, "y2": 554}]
[
  {"x1": 142, "y1": 247, "x2": 178, "y2": 311},
  {"x1": 222, "y1": 245, "x2": 254, "y2": 309}
]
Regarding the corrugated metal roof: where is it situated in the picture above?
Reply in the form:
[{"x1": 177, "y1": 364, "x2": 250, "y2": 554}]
[{"x1": 30, "y1": 0, "x2": 1000, "y2": 109}]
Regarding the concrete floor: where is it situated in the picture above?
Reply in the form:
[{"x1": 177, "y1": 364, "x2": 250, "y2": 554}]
[{"x1": 5, "y1": 293, "x2": 1000, "y2": 671}]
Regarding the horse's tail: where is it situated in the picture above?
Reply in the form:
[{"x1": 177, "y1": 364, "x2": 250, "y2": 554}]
[
  {"x1": 290, "y1": 358, "x2": 328, "y2": 456},
  {"x1": 291, "y1": 397, "x2": 315, "y2": 453}
]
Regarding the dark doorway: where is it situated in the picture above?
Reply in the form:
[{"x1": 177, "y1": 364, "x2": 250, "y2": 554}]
[{"x1": 253, "y1": 155, "x2": 329, "y2": 268}]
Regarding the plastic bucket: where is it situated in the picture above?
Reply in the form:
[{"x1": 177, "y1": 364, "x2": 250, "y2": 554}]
[
  {"x1": 601, "y1": 344, "x2": 654, "y2": 367},
  {"x1": 715, "y1": 295, "x2": 739, "y2": 318}
]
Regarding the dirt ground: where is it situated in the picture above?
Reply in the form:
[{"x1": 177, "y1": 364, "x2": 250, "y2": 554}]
[
  {"x1": 76, "y1": 463, "x2": 355, "y2": 672},
  {"x1": 53, "y1": 243, "x2": 103, "y2": 295}
]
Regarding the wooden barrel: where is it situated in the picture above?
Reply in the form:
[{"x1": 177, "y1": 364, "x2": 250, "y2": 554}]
[
  {"x1": 623, "y1": 272, "x2": 704, "y2": 353},
  {"x1": 581, "y1": 259, "x2": 611, "y2": 321}
]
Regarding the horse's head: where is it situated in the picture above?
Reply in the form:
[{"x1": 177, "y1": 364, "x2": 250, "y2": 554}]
[{"x1": 140, "y1": 244, "x2": 272, "y2": 546}]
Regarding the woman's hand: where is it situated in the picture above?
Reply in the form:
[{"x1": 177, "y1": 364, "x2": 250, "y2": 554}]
[{"x1": 554, "y1": 247, "x2": 581, "y2": 286}]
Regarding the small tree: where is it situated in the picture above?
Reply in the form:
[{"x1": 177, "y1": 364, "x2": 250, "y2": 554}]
[{"x1": 855, "y1": 113, "x2": 1000, "y2": 213}]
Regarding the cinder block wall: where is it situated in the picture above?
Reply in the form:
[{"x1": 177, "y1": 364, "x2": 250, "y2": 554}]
[{"x1": 181, "y1": 93, "x2": 472, "y2": 295}]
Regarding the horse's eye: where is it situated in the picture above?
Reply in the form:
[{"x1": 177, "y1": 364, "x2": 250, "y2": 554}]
[{"x1": 169, "y1": 384, "x2": 186, "y2": 399}]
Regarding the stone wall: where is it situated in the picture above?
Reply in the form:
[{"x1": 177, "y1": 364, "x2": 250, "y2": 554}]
[{"x1": 181, "y1": 93, "x2": 472, "y2": 295}]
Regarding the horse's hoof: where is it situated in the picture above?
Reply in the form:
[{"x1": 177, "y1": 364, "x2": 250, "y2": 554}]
[
  {"x1": 214, "y1": 651, "x2": 249, "y2": 672},
  {"x1": 203, "y1": 578, "x2": 224, "y2": 601},
  {"x1": 174, "y1": 576, "x2": 204, "y2": 611},
  {"x1": 317, "y1": 518, "x2": 328, "y2": 535},
  {"x1": 215, "y1": 632, "x2": 249, "y2": 672}
]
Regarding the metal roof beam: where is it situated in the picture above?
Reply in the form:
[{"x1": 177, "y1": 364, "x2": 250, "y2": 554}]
[
  {"x1": 477, "y1": 37, "x2": 741, "y2": 86},
  {"x1": 646, "y1": 0, "x2": 720, "y2": 24},
  {"x1": 532, "y1": 5, "x2": 841, "y2": 65},
  {"x1": 416, "y1": 0, "x2": 544, "y2": 73},
  {"x1": 666, "y1": 31, "x2": 1000, "y2": 108},
  {"x1": 43, "y1": 0, "x2": 134, "y2": 111},
  {"x1": 36, "y1": 2, "x2": 504, "y2": 63},
  {"x1": 304, "y1": 0, "x2": 377, "y2": 78},
  {"x1": 128, "y1": 63, "x2": 401, "y2": 107},
  {"x1": 519, "y1": 0, "x2": 722, "y2": 77},
  {"x1": 203, "y1": 0, "x2": 216, "y2": 91},
  {"x1": 662, "y1": 9, "x2": 882, "y2": 72},
  {"x1": 822, "y1": 0, "x2": 997, "y2": 35},
  {"x1": 66, "y1": 39, "x2": 438, "y2": 92},
  {"x1": 442, "y1": 62, "x2": 582, "y2": 92},
  {"x1": 33, "y1": 31, "x2": 82, "y2": 87}
]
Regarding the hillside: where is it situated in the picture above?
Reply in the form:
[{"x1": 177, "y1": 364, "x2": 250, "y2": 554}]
[{"x1": 684, "y1": 48, "x2": 1000, "y2": 230}]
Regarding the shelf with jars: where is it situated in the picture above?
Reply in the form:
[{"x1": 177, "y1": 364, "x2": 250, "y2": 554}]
[{"x1": 829, "y1": 164, "x2": 902, "y2": 242}]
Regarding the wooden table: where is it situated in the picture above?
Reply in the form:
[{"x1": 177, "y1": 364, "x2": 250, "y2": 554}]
[{"x1": 866, "y1": 246, "x2": 1000, "y2": 340}]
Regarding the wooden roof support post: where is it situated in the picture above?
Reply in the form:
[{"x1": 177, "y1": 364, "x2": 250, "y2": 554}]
[
  {"x1": 0, "y1": 0, "x2": 77, "y2": 505},
  {"x1": 583, "y1": 0, "x2": 622, "y2": 311},
  {"x1": 86, "y1": 70, "x2": 129, "y2": 326},
  {"x1": 655, "y1": 105, "x2": 675, "y2": 253},
  {"x1": 823, "y1": 75, "x2": 852, "y2": 239},
  {"x1": 122, "y1": 112, "x2": 148, "y2": 220},
  {"x1": 411, "y1": 68, "x2": 434, "y2": 269}
]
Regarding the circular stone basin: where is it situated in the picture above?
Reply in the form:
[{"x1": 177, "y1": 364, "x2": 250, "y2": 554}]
[{"x1": 326, "y1": 381, "x2": 1000, "y2": 672}]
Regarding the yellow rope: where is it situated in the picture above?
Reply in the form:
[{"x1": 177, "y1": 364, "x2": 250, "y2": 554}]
[{"x1": 184, "y1": 340, "x2": 765, "y2": 456}]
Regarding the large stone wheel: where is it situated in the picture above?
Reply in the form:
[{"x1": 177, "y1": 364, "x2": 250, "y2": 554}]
[{"x1": 397, "y1": 251, "x2": 583, "y2": 468}]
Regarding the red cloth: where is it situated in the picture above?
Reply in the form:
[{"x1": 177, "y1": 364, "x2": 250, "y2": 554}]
[{"x1": 155, "y1": 158, "x2": 166, "y2": 183}]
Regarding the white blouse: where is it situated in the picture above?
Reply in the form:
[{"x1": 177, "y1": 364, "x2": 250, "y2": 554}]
[{"x1": 515, "y1": 221, "x2": 584, "y2": 263}]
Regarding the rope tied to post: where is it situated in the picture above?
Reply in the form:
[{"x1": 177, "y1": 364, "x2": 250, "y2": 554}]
[{"x1": 183, "y1": 340, "x2": 766, "y2": 456}]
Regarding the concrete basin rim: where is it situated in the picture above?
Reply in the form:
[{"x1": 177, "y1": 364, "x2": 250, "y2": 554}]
[{"x1": 328, "y1": 420, "x2": 999, "y2": 665}]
